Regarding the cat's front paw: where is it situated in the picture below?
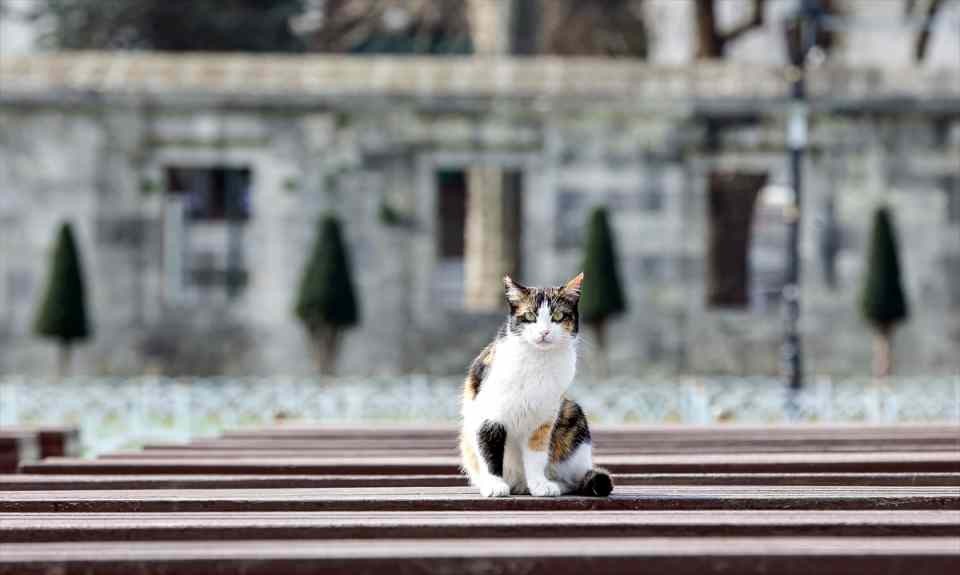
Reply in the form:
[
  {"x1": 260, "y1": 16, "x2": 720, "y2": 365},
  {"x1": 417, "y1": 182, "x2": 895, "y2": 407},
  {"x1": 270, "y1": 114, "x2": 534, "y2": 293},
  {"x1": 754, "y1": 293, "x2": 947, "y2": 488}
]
[
  {"x1": 528, "y1": 478, "x2": 563, "y2": 497},
  {"x1": 478, "y1": 478, "x2": 512, "y2": 498}
]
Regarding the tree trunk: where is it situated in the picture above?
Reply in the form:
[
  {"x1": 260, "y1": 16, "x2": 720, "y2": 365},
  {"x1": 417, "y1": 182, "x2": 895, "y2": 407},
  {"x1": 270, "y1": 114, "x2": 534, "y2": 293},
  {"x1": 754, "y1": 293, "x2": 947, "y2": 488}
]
[
  {"x1": 914, "y1": 0, "x2": 944, "y2": 62},
  {"x1": 468, "y1": 0, "x2": 511, "y2": 55},
  {"x1": 464, "y1": 166, "x2": 509, "y2": 311},
  {"x1": 592, "y1": 319, "x2": 608, "y2": 379},
  {"x1": 312, "y1": 327, "x2": 341, "y2": 376},
  {"x1": 58, "y1": 343, "x2": 72, "y2": 379},
  {"x1": 694, "y1": 0, "x2": 723, "y2": 58},
  {"x1": 872, "y1": 329, "x2": 893, "y2": 378}
]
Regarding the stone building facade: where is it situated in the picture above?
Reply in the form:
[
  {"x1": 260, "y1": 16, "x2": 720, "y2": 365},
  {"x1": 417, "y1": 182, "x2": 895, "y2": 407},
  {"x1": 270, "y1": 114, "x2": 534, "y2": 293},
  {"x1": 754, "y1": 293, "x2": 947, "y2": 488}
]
[{"x1": 0, "y1": 50, "x2": 957, "y2": 377}]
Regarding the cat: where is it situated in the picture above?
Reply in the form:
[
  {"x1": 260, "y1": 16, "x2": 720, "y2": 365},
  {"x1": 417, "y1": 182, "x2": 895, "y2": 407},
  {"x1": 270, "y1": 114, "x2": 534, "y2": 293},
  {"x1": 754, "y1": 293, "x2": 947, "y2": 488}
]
[{"x1": 459, "y1": 272, "x2": 613, "y2": 498}]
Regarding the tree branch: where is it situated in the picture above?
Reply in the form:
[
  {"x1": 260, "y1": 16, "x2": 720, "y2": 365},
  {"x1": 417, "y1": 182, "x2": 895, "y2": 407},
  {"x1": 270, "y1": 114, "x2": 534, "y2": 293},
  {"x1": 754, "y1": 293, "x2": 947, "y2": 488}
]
[
  {"x1": 695, "y1": 0, "x2": 766, "y2": 59},
  {"x1": 914, "y1": 0, "x2": 945, "y2": 61},
  {"x1": 719, "y1": 0, "x2": 766, "y2": 44}
]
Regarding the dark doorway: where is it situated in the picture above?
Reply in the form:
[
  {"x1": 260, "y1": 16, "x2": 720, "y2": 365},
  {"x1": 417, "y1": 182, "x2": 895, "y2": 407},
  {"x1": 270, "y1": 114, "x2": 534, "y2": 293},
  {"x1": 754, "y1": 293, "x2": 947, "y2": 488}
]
[{"x1": 706, "y1": 171, "x2": 768, "y2": 308}]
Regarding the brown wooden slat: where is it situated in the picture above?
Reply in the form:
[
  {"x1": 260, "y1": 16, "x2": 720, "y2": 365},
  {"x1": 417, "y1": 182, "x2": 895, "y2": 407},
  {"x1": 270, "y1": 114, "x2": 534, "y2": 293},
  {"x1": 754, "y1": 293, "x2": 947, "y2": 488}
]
[
  {"x1": 129, "y1": 439, "x2": 960, "y2": 457},
  {"x1": 1, "y1": 537, "x2": 957, "y2": 575},
  {"x1": 23, "y1": 452, "x2": 960, "y2": 475},
  {"x1": 0, "y1": 474, "x2": 467, "y2": 490},
  {"x1": 148, "y1": 435, "x2": 960, "y2": 451},
  {"x1": 2, "y1": 486, "x2": 956, "y2": 513},
  {"x1": 221, "y1": 423, "x2": 960, "y2": 440},
  {"x1": 2, "y1": 510, "x2": 958, "y2": 542},
  {"x1": 3, "y1": 472, "x2": 958, "y2": 491}
]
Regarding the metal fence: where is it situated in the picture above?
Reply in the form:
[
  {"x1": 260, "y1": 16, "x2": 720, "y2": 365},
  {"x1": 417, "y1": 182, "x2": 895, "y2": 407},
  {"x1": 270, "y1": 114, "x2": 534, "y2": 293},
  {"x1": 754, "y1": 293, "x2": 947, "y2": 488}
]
[{"x1": 1, "y1": 375, "x2": 957, "y2": 456}]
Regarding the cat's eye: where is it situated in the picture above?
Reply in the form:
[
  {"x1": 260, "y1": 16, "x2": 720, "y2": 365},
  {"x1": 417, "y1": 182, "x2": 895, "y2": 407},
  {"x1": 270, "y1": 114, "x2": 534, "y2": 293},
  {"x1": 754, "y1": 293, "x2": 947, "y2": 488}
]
[
  {"x1": 522, "y1": 312, "x2": 537, "y2": 322},
  {"x1": 551, "y1": 311, "x2": 565, "y2": 322}
]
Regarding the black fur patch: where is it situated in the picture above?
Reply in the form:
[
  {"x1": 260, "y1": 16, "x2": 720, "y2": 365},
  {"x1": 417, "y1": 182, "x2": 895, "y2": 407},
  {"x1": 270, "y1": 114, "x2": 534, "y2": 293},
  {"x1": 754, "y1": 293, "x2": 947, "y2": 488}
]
[
  {"x1": 549, "y1": 398, "x2": 591, "y2": 463},
  {"x1": 465, "y1": 342, "x2": 495, "y2": 398},
  {"x1": 477, "y1": 420, "x2": 507, "y2": 477},
  {"x1": 579, "y1": 468, "x2": 614, "y2": 497}
]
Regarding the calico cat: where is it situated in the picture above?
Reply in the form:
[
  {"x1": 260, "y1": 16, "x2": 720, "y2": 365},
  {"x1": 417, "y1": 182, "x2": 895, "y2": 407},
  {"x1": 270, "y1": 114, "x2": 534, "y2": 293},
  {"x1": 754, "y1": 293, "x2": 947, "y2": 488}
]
[{"x1": 459, "y1": 272, "x2": 613, "y2": 497}]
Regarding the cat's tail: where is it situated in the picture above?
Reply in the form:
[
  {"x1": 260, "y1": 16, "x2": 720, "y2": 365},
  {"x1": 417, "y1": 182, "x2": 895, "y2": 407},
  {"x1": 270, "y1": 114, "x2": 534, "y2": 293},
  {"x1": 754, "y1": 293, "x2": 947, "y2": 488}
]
[{"x1": 577, "y1": 467, "x2": 614, "y2": 497}]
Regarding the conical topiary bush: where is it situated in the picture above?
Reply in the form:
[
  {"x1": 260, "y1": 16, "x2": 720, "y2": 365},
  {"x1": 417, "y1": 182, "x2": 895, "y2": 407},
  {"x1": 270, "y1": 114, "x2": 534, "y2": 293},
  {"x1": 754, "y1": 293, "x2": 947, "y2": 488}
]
[
  {"x1": 860, "y1": 206, "x2": 909, "y2": 378},
  {"x1": 295, "y1": 214, "x2": 360, "y2": 374},
  {"x1": 580, "y1": 206, "x2": 627, "y2": 376},
  {"x1": 34, "y1": 222, "x2": 92, "y2": 375}
]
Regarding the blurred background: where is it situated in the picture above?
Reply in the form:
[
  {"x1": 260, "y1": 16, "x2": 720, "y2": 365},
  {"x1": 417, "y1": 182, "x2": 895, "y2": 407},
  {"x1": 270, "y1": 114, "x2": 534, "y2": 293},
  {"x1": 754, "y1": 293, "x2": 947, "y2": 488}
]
[{"x1": 0, "y1": 1, "x2": 957, "y2": 452}]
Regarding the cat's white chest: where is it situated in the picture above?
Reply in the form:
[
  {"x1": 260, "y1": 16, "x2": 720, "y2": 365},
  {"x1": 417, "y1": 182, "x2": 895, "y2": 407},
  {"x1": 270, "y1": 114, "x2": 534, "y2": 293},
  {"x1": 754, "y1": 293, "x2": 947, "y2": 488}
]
[{"x1": 472, "y1": 338, "x2": 576, "y2": 433}]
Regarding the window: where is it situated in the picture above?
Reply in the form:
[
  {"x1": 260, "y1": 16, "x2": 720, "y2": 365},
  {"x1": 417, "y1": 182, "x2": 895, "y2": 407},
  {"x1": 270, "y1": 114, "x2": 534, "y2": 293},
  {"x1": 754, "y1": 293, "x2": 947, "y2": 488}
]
[
  {"x1": 944, "y1": 176, "x2": 959, "y2": 224},
  {"x1": 501, "y1": 170, "x2": 524, "y2": 277},
  {"x1": 164, "y1": 165, "x2": 252, "y2": 299},
  {"x1": 706, "y1": 171, "x2": 768, "y2": 308},
  {"x1": 436, "y1": 170, "x2": 467, "y2": 259},
  {"x1": 166, "y1": 167, "x2": 251, "y2": 221}
]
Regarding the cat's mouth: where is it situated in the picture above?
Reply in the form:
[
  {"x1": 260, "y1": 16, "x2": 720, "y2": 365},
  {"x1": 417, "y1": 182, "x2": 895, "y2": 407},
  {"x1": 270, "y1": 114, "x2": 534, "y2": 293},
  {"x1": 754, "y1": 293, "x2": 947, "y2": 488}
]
[{"x1": 532, "y1": 335, "x2": 554, "y2": 348}]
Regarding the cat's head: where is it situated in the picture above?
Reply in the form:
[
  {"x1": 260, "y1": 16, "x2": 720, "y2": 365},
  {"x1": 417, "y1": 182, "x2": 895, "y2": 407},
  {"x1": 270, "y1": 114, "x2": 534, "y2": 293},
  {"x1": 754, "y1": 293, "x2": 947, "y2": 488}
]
[{"x1": 503, "y1": 273, "x2": 583, "y2": 350}]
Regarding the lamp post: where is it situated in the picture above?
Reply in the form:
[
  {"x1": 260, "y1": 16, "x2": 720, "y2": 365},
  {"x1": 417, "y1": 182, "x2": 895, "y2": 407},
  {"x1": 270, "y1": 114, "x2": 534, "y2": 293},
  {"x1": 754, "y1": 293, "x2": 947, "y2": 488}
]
[{"x1": 782, "y1": 0, "x2": 824, "y2": 392}]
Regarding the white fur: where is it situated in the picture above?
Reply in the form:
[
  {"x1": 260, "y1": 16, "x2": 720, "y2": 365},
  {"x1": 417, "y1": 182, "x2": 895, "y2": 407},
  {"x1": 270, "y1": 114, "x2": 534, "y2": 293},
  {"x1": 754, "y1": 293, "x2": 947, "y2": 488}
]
[
  {"x1": 462, "y1": 300, "x2": 592, "y2": 497},
  {"x1": 553, "y1": 442, "x2": 594, "y2": 491}
]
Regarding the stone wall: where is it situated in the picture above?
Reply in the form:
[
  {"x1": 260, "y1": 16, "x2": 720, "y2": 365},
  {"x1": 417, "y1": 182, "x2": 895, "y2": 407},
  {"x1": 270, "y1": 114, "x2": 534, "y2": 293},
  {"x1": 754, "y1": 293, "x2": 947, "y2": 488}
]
[{"x1": 0, "y1": 55, "x2": 957, "y2": 377}]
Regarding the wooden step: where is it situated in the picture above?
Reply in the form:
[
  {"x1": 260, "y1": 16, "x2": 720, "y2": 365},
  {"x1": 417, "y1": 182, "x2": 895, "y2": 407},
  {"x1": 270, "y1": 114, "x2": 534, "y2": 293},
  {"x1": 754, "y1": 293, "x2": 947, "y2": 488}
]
[
  {"x1": 23, "y1": 451, "x2": 960, "y2": 475},
  {"x1": 3, "y1": 485, "x2": 956, "y2": 513},
  {"x1": 2, "y1": 510, "x2": 958, "y2": 542},
  {"x1": 1, "y1": 537, "x2": 957, "y2": 575},
  {"x1": 3, "y1": 472, "x2": 957, "y2": 490},
  {"x1": 143, "y1": 435, "x2": 960, "y2": 453}
]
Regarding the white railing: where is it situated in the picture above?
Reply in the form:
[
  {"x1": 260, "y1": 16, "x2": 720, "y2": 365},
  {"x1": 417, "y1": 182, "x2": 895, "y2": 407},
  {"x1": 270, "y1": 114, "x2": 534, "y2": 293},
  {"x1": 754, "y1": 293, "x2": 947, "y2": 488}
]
[{"x1": 1, "y1": 375, "x2": 957, "y2": 456}]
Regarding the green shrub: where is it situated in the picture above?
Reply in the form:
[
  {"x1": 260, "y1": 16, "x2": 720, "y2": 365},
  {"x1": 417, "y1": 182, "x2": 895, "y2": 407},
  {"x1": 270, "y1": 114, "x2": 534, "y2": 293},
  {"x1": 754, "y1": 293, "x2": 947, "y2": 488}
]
[
  {"x1": 295, "y1": 215, "x2": 359, "y2": 373},
  {"x1": 580, "y1": 207, "x2": 627, "y2": 325},
  {"x1": 860, "y1": 206, "x2": 909, "y2": 377},
  {"x1": 34, "y1": 222, "x2": 91, "y2": 374}
]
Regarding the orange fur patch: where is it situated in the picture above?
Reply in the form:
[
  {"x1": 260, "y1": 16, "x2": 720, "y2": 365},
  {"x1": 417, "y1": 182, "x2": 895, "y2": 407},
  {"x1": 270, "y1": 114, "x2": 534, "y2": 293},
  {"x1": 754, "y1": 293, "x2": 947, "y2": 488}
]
[
  {"x1": 527, "y1": 422, "x2": 552, "y2": 451},
  {"x1": 460, "y1": 436, "x2": 479, "y2": 475}
]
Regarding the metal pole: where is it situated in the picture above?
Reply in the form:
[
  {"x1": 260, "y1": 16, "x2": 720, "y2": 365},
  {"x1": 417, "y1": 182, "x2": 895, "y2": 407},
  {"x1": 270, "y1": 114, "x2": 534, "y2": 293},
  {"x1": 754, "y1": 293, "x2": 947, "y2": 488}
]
[
  {"x1": 783, "y1": 3, "x2": 816, "y2": 392},
  {"x1": 784, "y1": 87, "x2": 805, "y2": 391}
]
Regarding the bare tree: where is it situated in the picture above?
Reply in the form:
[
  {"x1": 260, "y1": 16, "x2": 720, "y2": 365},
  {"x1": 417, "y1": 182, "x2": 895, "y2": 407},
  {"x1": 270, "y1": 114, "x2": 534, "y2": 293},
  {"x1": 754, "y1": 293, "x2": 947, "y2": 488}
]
[
  {"x1": 26, "y1": 0, "x2": 306, "y2": 52},
  {"x1": 541, "y1": 0, "x2": 648, "y2": 58},
  {"x1": 306, "y1": 0, "x2": 471, "y2": 53},
  {"x1": 906, "y1": 0, "x2": 950, "y2": 62},
  {"x1": 307, "y1": 0, "x2": 649, "y2": 58},
  {"x1": 694, "y1": 0, "x2": 766, "y2": 59}
]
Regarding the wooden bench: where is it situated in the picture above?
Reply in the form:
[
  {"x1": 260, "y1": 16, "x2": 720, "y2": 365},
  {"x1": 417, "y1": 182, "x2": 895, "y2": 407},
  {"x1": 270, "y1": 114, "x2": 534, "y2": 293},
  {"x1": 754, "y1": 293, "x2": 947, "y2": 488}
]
[
  {"x1": 2, "y1": 537, "x2": 958, "y2": 574},
  {"x1": 4, "y1": 472, "x2": 958, "y2": 490},
  {"x1": 219, "y1": 423, "x2": 960, "y2": 438},
  {"x1": 0, "y1": 426, "x2": 80, "y2": 473},
  {"x1": 0, "y1": 426, "x2": 80, "y2": 458},
  {"x1": 134, "y1": 438, "x2": 960, "y2": 454},
  {"x1": 3, "y1": 510, "x2": 959, "y2": 542},
  {"x1": 2, "y1": 423, "x2": 958, "y2": 574},
  {"x1": 21, "y1": 450, "x2": 960, "y2": 475},
  {"x1": 0, "y1": 432, "x2": 39, "y2": 473}
]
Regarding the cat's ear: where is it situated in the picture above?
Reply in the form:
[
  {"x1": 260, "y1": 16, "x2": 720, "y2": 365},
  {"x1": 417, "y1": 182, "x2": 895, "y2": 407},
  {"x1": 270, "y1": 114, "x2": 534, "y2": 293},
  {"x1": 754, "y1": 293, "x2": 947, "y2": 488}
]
[
  {"x1": 562, "y1": 272, "x2": 584, "y2": 301},
  {"x1": 503, "y1": 275, "x2": 529, "y2": 305}
]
